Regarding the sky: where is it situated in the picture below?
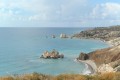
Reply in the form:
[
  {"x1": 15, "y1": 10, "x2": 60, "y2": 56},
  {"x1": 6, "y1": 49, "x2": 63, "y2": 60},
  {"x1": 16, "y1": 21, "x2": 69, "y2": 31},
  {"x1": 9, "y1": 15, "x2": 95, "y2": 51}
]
[{"x1": 0, "y1": 0, "x2": 120, "y2": 27}]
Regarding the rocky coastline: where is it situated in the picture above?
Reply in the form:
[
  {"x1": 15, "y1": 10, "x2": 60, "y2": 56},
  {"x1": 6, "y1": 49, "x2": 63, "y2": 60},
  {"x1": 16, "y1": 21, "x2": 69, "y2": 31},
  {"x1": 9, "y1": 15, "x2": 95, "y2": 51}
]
[
  {"x1": 72, "y1": 25, "x2": 120, "y2": 46},
  {"x1": 74, "y1": 25, "x2": 120, "y2": 74}
]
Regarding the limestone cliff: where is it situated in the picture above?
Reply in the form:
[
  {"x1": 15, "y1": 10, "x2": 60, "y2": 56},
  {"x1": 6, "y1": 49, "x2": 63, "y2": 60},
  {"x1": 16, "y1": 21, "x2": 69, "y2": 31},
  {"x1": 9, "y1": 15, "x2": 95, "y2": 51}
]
[
  {"x1": 77, "y1": 45, "x2": 120, "y2": 73},
  {"x1": 75, "y1": 25, "x2": 120, "y2": 73}
]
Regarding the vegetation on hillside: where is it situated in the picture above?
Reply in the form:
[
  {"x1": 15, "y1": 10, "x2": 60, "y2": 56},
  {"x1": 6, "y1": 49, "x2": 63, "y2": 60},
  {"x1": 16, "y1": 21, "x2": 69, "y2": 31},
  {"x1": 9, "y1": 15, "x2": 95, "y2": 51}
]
[
  {"x1": 0, "y1": 72, "x2": 120, "y2": 80},
  {"x1": 72, "y1": 25, "x2": 120, "y2": 41}
]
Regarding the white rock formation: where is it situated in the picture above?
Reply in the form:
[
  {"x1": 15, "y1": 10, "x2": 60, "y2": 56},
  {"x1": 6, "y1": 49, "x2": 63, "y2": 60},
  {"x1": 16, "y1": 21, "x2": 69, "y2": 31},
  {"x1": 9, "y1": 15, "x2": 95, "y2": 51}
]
[
  {"x1": 60, "y1": 33, "x2": 68, "y2": 38},
  {"x1": 97, "y1": 64, "x2": 115, "y2": 74}
]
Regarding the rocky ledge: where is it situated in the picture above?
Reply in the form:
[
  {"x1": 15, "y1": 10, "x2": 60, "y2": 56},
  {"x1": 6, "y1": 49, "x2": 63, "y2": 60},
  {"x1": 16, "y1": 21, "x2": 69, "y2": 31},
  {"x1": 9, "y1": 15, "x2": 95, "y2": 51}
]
[{"x1": 40, "y1": 49, "x2": 64, "y2": 59}]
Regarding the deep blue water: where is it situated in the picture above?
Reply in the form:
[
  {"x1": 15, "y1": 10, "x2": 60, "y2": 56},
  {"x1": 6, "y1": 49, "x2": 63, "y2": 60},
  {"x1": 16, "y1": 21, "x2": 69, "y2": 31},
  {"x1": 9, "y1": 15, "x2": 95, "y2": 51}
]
[{"x1": 0, "y1": 27, "x2": 109, "y2": 76}]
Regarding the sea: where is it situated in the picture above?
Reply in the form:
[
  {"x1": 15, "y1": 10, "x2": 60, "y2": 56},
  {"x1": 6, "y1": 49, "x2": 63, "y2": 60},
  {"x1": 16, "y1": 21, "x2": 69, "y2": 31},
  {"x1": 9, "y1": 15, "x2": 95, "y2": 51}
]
[{"x1": 0, "y1": 27, "x2": 109, "y2": 76}]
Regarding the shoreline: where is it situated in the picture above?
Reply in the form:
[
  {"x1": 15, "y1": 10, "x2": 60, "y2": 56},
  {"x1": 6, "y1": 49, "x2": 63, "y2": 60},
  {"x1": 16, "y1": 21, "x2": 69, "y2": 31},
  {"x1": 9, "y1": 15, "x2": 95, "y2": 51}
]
[
  {"x1": 72, "y1": 37, "x2": 114, "y2": 47},
  {"x1": 77, "y1": 59, "x2": 97, "y2": 75},
  {"x1": 73, "y1": 37, "x2": 116, "y2": 47}
]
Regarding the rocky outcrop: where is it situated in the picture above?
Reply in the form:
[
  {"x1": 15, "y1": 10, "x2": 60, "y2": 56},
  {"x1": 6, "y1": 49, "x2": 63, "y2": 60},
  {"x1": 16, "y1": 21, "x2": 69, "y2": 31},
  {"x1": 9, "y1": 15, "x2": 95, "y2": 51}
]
[
  {"x1": 97, "y1": 64, "x2": 114, "y2": 74},
  {"x1": 76, "y1": 25, "x2": 120, "y2": 73},
  {"x1": 114, "y1": 66, "x2": 120, "y2": 72},
  {"x1": 109, "y1": 59, "x2": 120, "y2": 72},
  {"x1": 40, "y1": 49, "x2": 64, "y2": 59},
  {"x1": 60, "y1": 33, "x2": 68, "y2": 38},
  {"x1": 77, "y1": 45, "x2": 120, "y2": 72},
  {"x1": 107, "y1": 37, "x2": 120, "y2": 46},
  {"x1": 77, "y1": 52, "x2": 89, "y2": 60},
  {"x1": 52, "y1": 35, "x2": 56, "y2": 38}
]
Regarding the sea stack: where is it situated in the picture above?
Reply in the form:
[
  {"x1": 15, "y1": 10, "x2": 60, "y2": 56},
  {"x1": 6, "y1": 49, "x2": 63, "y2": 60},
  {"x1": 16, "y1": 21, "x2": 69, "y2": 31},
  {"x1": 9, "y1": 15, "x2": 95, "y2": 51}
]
[
  {"x1": 60, "y1": 33, "x2": 68, "y2": 38},
  {"x1": 52, "y1": 35, "x2": 56, "y2": 38},
  {"x1": 40, "y1": 49, "x2": 64, "y2": 59}
]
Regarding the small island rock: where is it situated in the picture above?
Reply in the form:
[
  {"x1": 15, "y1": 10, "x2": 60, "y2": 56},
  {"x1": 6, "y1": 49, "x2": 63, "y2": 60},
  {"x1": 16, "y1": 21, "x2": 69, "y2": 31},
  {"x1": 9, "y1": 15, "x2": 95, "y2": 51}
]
[
  {"x1": 60, "y1": 33, "x2": 68, "y2": 38},
  {"x1": 52, "y1": 35, "x2": 56, "y2": 38},
  {"x1": 40, "y1": 49, "x2": 64, "y2": 59}
]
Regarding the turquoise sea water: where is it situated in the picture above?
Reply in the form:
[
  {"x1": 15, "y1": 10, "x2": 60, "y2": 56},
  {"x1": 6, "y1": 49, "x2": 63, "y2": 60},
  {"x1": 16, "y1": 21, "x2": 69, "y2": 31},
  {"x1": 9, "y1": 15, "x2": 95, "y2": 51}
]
[{"x1": 0, "y1": 27, "x2": 109, "y2": 76}]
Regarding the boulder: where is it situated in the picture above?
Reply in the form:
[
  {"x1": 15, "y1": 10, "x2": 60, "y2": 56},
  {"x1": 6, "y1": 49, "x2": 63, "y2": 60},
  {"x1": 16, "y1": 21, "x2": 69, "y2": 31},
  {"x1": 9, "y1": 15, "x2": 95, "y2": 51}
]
[{"x1": 77, "y1": 52, "x2": 89, "y2": 60}]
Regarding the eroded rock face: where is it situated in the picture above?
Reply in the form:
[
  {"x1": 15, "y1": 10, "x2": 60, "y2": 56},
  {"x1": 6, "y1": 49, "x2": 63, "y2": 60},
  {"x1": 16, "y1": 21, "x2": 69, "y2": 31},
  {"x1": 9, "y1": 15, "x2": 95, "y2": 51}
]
[
  {"x1": 97, "y1": 64, "x2": 114, "y2": 74},
  {"x1": 87, "y1": 46, "x2": 120, "y2": 66},
  {"x1": 77, "y1": 52, "x2": 89, "y2": 60},
  {"x1": 77, "y1": 45, "x2": 120, "y2": 72},
  {"x1": 109, "y1": 59, "x2": 120, "y2": 72},
  {"x1": 40, "y1": 49, "x2": 64, "y2": 59},
  {"x1": 114, "y1": 66, "x2": 120, "y2": 72}
]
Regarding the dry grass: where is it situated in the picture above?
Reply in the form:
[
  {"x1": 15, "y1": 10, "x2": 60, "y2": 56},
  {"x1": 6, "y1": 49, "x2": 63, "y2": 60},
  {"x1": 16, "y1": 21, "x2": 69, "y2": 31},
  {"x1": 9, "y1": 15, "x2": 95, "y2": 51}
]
[
  {"x1": 98, "y1": 72, "x2": 120, "y2": 80},
  {"x1": 0, "y1": 72, "x2": 120, "y2": 80},
  {"x1": 54, "y1": 74, "x2": 86, "y2": 80}
]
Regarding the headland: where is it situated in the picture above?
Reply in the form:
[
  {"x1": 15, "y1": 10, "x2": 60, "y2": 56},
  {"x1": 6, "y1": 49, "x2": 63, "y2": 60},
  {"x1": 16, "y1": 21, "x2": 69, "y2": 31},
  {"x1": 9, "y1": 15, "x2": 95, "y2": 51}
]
[{"x1": 73, "y1": 25, "x2": 120, "y2": 74}]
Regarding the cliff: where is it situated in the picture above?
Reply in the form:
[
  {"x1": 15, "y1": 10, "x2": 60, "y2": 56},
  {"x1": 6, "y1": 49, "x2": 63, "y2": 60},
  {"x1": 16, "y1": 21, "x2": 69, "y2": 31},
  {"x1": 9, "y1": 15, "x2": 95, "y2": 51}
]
[
  {"x1": 77, "y1": 45, "x2": 120, "y2": 73},
  {"x1": 75, "y1": 25, "x2": 120, "y2": 73}
]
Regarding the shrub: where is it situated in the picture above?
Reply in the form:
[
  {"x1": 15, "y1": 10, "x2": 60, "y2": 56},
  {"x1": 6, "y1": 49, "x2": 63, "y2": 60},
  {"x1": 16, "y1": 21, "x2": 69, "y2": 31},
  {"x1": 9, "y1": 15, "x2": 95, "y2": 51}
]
[{"x1": 0, "y1": 72, "x2": 120, "y2": 80}]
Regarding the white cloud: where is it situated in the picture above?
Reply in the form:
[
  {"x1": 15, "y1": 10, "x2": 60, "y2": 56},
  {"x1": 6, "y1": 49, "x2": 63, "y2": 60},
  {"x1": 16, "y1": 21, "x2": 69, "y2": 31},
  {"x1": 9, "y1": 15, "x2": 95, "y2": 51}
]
[
  {"x1": 0, "y1": 0, "x2": 88, "y2": 22},
  {"x1": 91, "y1": 3, "x2": 120, "y2": 20},
  {"x1": 0, "y1": 0, "x2": 50, "y2": 21},
  {"x1": 85, "y1": 2, "x2": 120, "y2": 27},
  {"x1": 29, "y1": 14, "x2": 47, "y2": 21},
  {"x1": 3, "y1": 0, "x2": 120, "y2": 27}
]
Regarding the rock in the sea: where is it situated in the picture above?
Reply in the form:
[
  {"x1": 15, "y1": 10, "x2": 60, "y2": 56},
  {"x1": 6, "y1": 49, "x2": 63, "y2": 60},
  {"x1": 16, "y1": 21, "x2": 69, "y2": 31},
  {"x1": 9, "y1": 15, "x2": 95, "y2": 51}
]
[
  {"x1": 77, "y1": 52, "x2": 89, "y2": 60},
  {"x1": 59, "y1": 54, "x2": 64, "y2": 58},
  {"x1": 40, "y1": 49, "x2": 64, "y2": 59},
  {"x1": 60, "y1": 33, "x2": 68, "y2": 38},
  {"x1": 52, "y1": 35, "x2": 56, "y2": 38}
]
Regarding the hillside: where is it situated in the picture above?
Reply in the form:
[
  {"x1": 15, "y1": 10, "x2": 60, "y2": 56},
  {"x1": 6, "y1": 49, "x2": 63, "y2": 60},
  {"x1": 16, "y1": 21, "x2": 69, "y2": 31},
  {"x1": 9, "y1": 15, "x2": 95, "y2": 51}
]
[
  {"x1": 76, "y1": 26, "x2": 120, "y2": 73},
  {"x1": 72, "y1": 25, "x2": 120, "y2": 45},
  {"x1": 0, "y1": 72, "x2": 120, "y2": 80},
  {"x1": 78, "y1": 45, "x2": 120, "y2": 73}
]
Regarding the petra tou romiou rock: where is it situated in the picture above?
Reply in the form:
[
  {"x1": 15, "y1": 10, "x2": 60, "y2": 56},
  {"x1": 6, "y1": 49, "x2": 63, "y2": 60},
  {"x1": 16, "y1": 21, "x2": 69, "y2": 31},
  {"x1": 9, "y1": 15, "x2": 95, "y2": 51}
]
[
  {"x1": 60, "y1": 33, "x2": 68, "y2": 38},
  {"x1": 40, "y1": 49, "x2": 64, "y2": 59},
  {"x1": 52, "y1": 35, "x2": 56, "y2": 38}
]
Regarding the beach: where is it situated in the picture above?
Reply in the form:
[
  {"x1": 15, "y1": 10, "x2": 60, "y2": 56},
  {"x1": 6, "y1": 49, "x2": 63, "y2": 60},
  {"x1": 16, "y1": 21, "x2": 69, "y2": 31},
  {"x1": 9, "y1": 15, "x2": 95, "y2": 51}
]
[{"x1": 78, "y1": 60, "x2": 97, "y2": 75}]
